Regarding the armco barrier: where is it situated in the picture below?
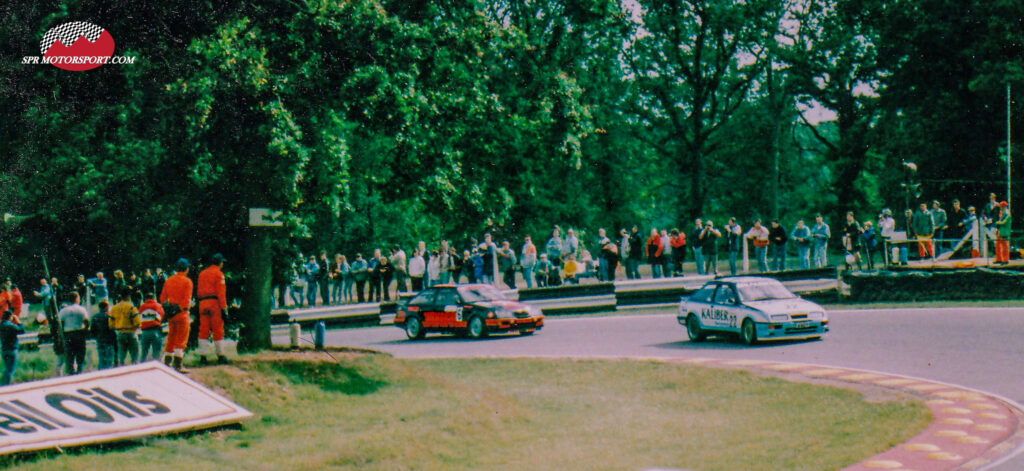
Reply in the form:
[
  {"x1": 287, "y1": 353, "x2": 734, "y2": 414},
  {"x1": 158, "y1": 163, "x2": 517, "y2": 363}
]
[{"x1": 279, "y1": 269, "x2": 840, "y2": 327}]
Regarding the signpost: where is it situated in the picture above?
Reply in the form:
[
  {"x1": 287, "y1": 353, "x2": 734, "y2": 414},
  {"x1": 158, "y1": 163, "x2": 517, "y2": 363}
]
[{"x1": 239, "y1": 208, "x2": 283, "y2": 352}]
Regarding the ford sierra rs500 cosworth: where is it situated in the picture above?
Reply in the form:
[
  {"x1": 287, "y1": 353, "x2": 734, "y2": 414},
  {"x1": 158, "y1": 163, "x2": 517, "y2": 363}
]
[
  {"x1": 677, "y1": 277, "x2": 828, "y2": 345},
  {"x1": 394, "y1": 284, "x2": 544, "y2": 340}
]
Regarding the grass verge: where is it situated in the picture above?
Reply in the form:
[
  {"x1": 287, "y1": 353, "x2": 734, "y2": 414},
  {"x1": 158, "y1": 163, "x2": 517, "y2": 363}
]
[{"x1": 2, "y1": 350, "x2": 929, "y2": 471}]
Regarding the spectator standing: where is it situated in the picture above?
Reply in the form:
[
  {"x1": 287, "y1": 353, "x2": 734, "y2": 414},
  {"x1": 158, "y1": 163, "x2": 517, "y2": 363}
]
[
  {"x1": 769, "y1": 220, "x2": 789, "y2": 271},
  {"x1": 878, "y1": 209, "x2": 896, "y2": 265},
  {"x1": 790, "y1": 220, "x2": 812, "y2": 269},
  {"x1": 331, "y1": 254, "x2": 349, "y2": 303},
  {"x1": 546, "y1": 228, "x2": 563, "y2": 266},
  {"x1": 745, "y1": 220, "x2": 770, "y2": 272},
  {"x1": 91, "y1": 300, "x2": 116, "y2": 369},
  {"x1": 438, "y1": 241, "x2": 453, "y2": 285},
  {"x1": 645, "y1": 229, "x2": 663, "y2": 278},
  {"x1": 459, "y1": 249, "x2": 475, "y2": 283},
  {"x1": 861, "y1": 220, "x2": 878, "y2": 270},
  {"x1": 1, "y1": 310, "x2": 24, "y2": 385},
  {"x1": 932, "y1": 200, "x2": 948, "y2": 252},
  {"x1": 562, "y1": 229, "x2": 580, "y2": 263},
  {"x1": 481, "y1": 235, "x2": 497, "y2": 284},
  {"x1": 74, "y1": 274, "x2": 88, "y2": 305},
  {"x1": 842, "y1": 212, "x2": 864, "y2": 271},
  {"x1": 725, "y1": 218, "x2": 743, "y2": 276},
  {"x1": 472, "y1": 248, "x2": 485, "y2": 283},
  {"x1": 137, "y1": 294, "x2": 164, "y2": 362},
  {"x1": 690, "y1": 219, "x2": 705, "y2": 275},
  {"x1": 409, "y1": 251, "x2": 426, "y2": 291},
  {"x1": 600, "y1": 236, "x2": 620, "y2": 281},
  {"x1": 912, "y1": 202, "x2": 935, "y2": 259},
  {"x1": 110, "y1": 270, "x2": 127, "y2": 303},
  {"x1": 155, "y1": 267, "x2": 167, "y2": 296},
  {"x1": 618, "y1": 229, "x2": 631, "y2": 279},
  {"x1": 126, "y1": 272, "x2": 142, "y2": 306},
  {"x1": 367, "y1": 250, "x2": 383, "y2": 301},
  {"x1": 447, "y1": 246, "x2": 463, "y2": 284},
  {"x1": 700, "y1": 221, "x2": 722, "y2": 275},
  {"x1": 669, "y1": 229, "x2": 686, "y2": 276},
  {"x1": 984, "y1": 193, "x2": 1000, "y2": 238},
  {"x1": 947, "y1": 199, "x2": 968, "y2": 248},
  {"x1": 289, "y1": 263, "x2": 305, "y2": 306},
  {"x1": 811, "y1": 215, "x2": 831, "y2": 268},
  {"x1": 109, "y1": 291, "x2": 140, "y2": 365},
  {"x1": 521, "y1": 236, "x2": 538, "y2": 289},
  {"x1": 377, "y1": 254, "x2": 394, "y2": 301},
  {"x1": 304, "y1": 255, "x2": 320, "y2": 306},
  {"x1": 390, "y1": 247, "x2": 408, "y2": 295},
  {"x1": 994, "y1": 201, "x2": 1011, "y2": 264},
  {"x1": 316, "y1": 251, "x2": 331, "y2": 305},
  {"x1": 498, "y1": 241, "x2": 517, "y2": 289},
  {"x1": 196, "y1": 253, "x2": 229, "y2": 364},
  {"x1": 140, "y1": 269, "x2": 157, "y2": 302},
  {"x1": 160, "y1": 258, "x2": 194, "y2": 372},
  {"x1": 659, "y1": 229, "x2": 672, "y2": 278},
  {"x1": 596, "y1": 229, "x2": 610, "y2": 281},
  {"x1": 350, "y1": 254, "x2": 369, "y2": 302},
  {"x1": 33, "y1": 278, "x2": 53, "y2": 320},
  {"x1": 0, "y1": 279, "x2": 23, "y2": 319},
  {"x1": 427, "y1": 251, "x2": 441, "y2": 288},
  {"x1": 58, "y1": 292, "x2": 89, "y2": 375},
  {"x1": 898, "y1": 209, "x2": 915, "y2": 265},
  {"x1": 627, "y1": 226, "x2": 643, "y2": 279}
]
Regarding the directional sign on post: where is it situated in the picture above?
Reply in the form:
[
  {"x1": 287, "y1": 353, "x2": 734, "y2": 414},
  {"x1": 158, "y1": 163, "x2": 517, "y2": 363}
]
[{"x1": 248, "y1": 208, "x2": 283, "y2": 227}]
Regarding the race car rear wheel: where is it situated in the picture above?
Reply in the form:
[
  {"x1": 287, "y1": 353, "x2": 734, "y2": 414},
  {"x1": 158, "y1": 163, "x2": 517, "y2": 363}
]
[
  {"x1": 405, "y1": 316, "x2": 426, "y2": 340},
  {"x1": 741, "y1": 318, "x2": 758, "y2": 345},
  {"x1": 467, "y1": 316, "x2": 488, "y2": 339},
  {"x1": 686, "y1": 314, "x2": 706, "y2": 342}
]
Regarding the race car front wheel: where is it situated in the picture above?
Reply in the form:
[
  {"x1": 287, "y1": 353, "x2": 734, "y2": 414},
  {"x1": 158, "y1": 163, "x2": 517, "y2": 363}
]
[
  {"x1": 686, "y1": 314, "x2": 706, "y2": 342},
  {"x1": 405, "y1": 316, "x2": 426, "y2": 340},
  {"x1": 467, "y1": 316, "x2": 488, "y2": 339}
]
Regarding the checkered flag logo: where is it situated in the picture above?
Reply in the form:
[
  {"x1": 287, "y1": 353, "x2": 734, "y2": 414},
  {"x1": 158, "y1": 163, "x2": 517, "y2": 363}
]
[{"x1": 40, "y1": 22, "x2": 104, "y2": 55}]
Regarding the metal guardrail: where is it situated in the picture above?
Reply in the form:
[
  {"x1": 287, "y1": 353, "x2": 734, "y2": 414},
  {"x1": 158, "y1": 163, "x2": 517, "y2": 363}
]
[{"x1": 279, "y1": 271, "x2": 840, "y2": 327}]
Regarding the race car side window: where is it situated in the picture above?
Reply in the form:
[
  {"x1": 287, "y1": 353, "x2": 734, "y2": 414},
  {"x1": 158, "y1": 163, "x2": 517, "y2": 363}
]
[
  {"x1": 689, "y1": 285, "x2": 715, "y2": 303},
  {"x1": 409, "y1": 290, "x2": 436, "y2": 306},
  {"x1": 435, "y1": 289, "x2": 460, "y2": 307},
  {"x1": 713, "y1": 285, "x2": 738, "y2": 305}
]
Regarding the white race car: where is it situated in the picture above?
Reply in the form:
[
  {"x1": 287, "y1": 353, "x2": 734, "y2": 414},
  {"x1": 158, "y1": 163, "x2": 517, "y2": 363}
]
[{"x1": 677, "y1": 277, "x2": 829, "y2": 345}]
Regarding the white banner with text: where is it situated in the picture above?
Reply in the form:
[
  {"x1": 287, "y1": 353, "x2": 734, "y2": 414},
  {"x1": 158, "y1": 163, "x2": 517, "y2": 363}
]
[{"x1": 0, "y1": 362, "x2": 252, "y2": 455}]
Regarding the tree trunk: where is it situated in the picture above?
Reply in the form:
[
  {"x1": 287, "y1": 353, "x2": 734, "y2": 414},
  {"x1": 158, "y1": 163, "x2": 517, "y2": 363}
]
[{"x1": 238, "y1": 227, "x2": 273, "y2": 352}]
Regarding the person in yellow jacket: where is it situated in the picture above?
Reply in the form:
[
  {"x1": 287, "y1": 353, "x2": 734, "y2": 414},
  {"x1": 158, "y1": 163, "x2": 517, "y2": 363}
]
[{"x1": 108, "y1": 291, "x2": 140, "y2": 365}]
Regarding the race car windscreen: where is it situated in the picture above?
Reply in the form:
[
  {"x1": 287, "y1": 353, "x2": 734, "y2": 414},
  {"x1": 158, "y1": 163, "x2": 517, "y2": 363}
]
[
  {"x1": 737, "y1": 282, "x2": 797, "y2": 302},
  {"x1": 459, "y1": 285, "x2": 508, "y2": 302}
]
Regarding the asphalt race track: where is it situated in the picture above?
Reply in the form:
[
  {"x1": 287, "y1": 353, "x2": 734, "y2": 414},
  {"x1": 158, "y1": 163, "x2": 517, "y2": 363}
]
[{"x1": 276, "y1": 306, "x2": 1024, "y2": 470}]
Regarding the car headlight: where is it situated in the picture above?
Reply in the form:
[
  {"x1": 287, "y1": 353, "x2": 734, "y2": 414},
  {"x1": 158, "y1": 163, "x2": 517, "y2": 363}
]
[
  {"x1": 809, "y1": 311, "x2": 825, "y2": 320},
  {"x1": 770, "y1": 314, "x2": 788, "y2": 322}
]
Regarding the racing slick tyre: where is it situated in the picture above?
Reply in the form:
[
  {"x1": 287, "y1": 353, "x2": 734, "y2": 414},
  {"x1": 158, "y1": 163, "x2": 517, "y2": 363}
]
[
  {"x1": 405, "y1": 316, "x2": 426, "y2": 340},
  {"x1": 741, "y1": 318, "x2": 758, "y2": 346},
  {"x1": 686, "y1": 314, "x2": 706, "y2": 342},
  {"x1": 467, "y1": 316, "x2": 488, "y2": 339}
]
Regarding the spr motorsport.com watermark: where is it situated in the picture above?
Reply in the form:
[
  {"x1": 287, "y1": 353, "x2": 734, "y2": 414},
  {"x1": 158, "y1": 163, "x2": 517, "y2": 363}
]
[{"x1": 22, "y1": 21, "x2": 136, "y2": 71}]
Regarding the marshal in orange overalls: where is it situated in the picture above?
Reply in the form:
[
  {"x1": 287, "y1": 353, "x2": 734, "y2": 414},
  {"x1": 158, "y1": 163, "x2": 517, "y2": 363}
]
[
  {"x1": 196, "y1": 261, "x2": 228, "y2": 362},
  {"x1": 159, "y1": 268, "x2": 193, "y2": 371}
]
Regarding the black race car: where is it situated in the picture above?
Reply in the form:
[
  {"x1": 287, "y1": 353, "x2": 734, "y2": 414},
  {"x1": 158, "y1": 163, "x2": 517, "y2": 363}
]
[{"x1": 393, "y1": 284, "x2": 544, "y2": 339}]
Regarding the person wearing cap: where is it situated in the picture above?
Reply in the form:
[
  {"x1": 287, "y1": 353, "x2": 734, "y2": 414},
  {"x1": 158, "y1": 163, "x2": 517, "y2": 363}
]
[
  {"x1": 160, "y1": 258, "x2": 194, "y2": 372},
  {"x1": 197, "y1": 253, "x2": 229, "y2": 365},
  {"x1": 1, "y1": 310, "x2": 24, "y2": 385},
  {"x1": 994, "y1": 201, "x2": 1011, "y2": 264}
]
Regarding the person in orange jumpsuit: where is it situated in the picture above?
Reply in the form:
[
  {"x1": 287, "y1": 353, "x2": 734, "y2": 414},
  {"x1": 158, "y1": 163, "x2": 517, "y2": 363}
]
[
  {"x1": 0, "y1": 279, "x2": 24, "y2": 319},
  {"x1": 196, "y1": 253, "x2": 229, "y2": 365},
  {"x1": 159, "y1": 259, "x2": 193, "y2": 372}
]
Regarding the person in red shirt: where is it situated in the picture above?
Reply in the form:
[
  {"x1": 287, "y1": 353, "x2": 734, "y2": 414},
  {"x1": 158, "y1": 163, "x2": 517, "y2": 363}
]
[
  {"x1": 669, "y1": 229, "x2": 686, "y2": 276},
  {"x1": 0, "y1": 279, "x2": 24, "y2": 319},
  {"x1": 196, "y1": 253, "x2": 229, "y2": 365},
  {"x1": 645, "y1": 229, "x2": 664, "y2": 278},
  {"x1": 159, "y1": 259, "x2": 193, "y2": 372},
  {"x1": 138, "y1": 294, "x2": 165, "y2": 362}
]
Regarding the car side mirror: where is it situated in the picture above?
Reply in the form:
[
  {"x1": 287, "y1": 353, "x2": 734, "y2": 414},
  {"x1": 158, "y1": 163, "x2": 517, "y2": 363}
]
[{"x1": 727, "y1": 298, "x2": 737, "y2": 305}]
